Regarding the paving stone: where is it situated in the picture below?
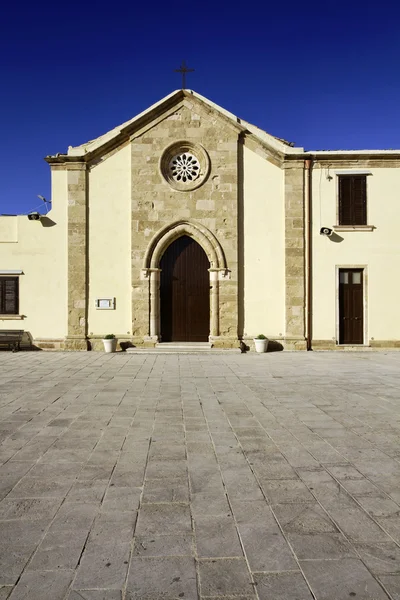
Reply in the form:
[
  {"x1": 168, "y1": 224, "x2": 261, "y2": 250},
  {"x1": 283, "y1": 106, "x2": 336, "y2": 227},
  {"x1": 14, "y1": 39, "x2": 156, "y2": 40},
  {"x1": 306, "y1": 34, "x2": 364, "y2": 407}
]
[
  {"x1": 7, "y1": 570, "x2": 73, "y2": 599},
  {"x1": 328, "y1": 506, "x2": 390, "y2": 542},
  {"x1": 49, "y1": 501, "x2": 98, "y2": 531},
  {"x1": 240, "y1": 526, "x2": 297, "y2": 571},
  {"x1": 145, "y1": 459, "x2": 188, "y2": 481},
  {"x1": 306, "y1": 480, "x2": 360, "y2": 509},
  {"x1": 327, "y1": 464, "x2": 365, "y2": 480},
  {"x1": 222, "y1": 469, "x2": 264, "y2": 501},
  {"x1": 28, "y1": 528, "x2": 88, "y2": 570},
  {"x1": 135, "y1": 503, "x2": 192, "y2": 536},
  {"x1": 187, "y1": 441, "x2": 215, "y2": 456},
  {"x1": 301, "y1": 558, "x2": 390, "y2": 599},
  {"x1": 7, "y1": 476, "x2": 75, "y2": 498},
  {"x1": 231, "y1": 499, "x2": 277, "y2": 528},
  {"x1": 194, "y1": 513, "x2": 243, "y2": 557},
  {"x1": 109, "y1": 466, "x2": 146, "y2": 487},
  {"x1": 189, "y1": 468, "x2": 225, "y2": 495},
  {"x1": 141, "y1": 480, "x2": 189, "y2": 503},
  {"x1": 297, "y1": 468, "x2": 334, "y2": 485},
  {"x1": 253, "y1": 571, "x2": 313, "y2": 600},
  {"x1": 0, "y1": 497, "x2": 62, "y2": 521},
  {"x1": 149, "y1": 444, "x2": 187, "y2": 460},
  {"x1": 260, "y1": 479, "x2": 314, "y2": 504},
  {"x1": 65, "y1": 480, "x2": 108, "y2": 503},
  {"x1": 23, "y1": 462, "x2": 82, "y2": 479},
  {"x1": 78, "y1": 464, "x2": 116, "y2": 481},
  {"x1": 198, "y1": 558, "x2": 253, "y2": 596},
  {"x1": 72, "y1": 540, "x2": 131, "y2": 590},
  {"x1": 126, "y1": 556, "x2": 197, "y2": 599},
  {"x1": 288, "y1": 533, "x2": 356, "y2": 559},
  {"x1": 133, "y1": 534, "x2": 194, "y2": 557},
  {"x1": 101, "y1": 486, "x2": 142, "y2": 511},
  {"x1": 355, "y1": 542, "x2": 400, "y2": 574},
  {"x1": 276, "y1": 445, "x2": 320, "y2": 468},
  {"x1": 39, "y1": 448, "x2": 90, "y2": 463},
  {"x1": 87, "y1": 510, "x2": 137, "y2": 545},
  {"x1": 0, "y1": 588, "x2": 12, "y2": 600},
  {"x1": 0, "y1": 461, "x2": 34, "y2": 479},
  {"x1": 377, "y1": 515, "x2": 400, "y2": 542},
  {"x1": 273, "y1": 503, "x2": 338, "y2": 533},
  {"x1": 67, "y1": 591, "x2": 122, "y2": 599},
  {"x1": 357, "y1": 496, "x2": 400, "y2": 518},
  {"x1": 378, "y1": 575, "x2": 400, "y2": 600},
  {"x1": 341, "y1": 478, "x2": 383, "y2": 497},
  {"x1": 251, "y1": 460, "x2": 298, "y2": 480},
  {"x1": 191, "y1": 491, "x2": 231, "y2": 516},
  {"x1": 301, "y1": 441, "x2": 346, "y2": 463}
]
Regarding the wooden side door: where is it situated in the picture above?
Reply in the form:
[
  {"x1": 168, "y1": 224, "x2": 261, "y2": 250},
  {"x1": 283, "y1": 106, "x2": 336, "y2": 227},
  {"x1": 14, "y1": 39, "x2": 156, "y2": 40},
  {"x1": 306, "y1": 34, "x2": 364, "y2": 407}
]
[
  {"x1": 339, "y1": 269, "x2": 364, "y2": 344},
  {"x1": 160, "y1": 236, "x2": 210, "y2": 342}
]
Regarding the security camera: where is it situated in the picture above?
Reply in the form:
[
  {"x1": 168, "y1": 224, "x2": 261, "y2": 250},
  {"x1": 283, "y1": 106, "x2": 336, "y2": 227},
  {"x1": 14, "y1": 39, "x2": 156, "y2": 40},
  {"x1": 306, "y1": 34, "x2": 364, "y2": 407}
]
[
  {"x1": 27, "y1": 212, "x2": 41, "y2": 221},
  {"x1": 320, "y1": 227, "x2": 333, "y2": 236}
]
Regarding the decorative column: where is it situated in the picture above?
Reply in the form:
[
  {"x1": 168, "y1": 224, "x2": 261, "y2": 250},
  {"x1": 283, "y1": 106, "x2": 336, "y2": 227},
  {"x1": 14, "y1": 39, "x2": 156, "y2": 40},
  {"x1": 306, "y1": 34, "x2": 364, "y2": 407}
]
[
  {"x1": 149, "y1": 269, "x2": 160, "y2": 339},
  {"x1": 64, "y1": 162, "x2": 88, "y2": 351},
  {"x1": 209, "y1": 269, "x2": 219, "y2": 338}
]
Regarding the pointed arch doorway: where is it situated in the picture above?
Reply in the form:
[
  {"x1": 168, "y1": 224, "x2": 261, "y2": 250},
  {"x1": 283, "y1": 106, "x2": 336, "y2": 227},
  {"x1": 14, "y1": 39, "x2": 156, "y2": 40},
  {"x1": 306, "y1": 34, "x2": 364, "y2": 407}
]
[{"x1": 160, "y1": 235, "x2": 210, "y2": 342}]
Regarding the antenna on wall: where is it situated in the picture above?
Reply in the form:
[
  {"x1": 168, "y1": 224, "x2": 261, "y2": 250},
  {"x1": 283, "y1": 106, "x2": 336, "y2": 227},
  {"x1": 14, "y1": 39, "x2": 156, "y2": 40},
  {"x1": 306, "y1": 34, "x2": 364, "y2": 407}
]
[{"x1": 37, "y1": 195, "x2": 52, "y2": 214}]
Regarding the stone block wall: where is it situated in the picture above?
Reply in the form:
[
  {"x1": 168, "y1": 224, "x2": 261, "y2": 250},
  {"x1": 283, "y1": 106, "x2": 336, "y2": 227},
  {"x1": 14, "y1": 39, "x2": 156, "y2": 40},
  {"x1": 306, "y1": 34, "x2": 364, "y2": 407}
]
[
  {"x1": 284, "y1": 162, "x2": 307, "y2": 350},
  {"x1": 64, "y1": 164, "x2": 88, "y2": 351},
  {"x1": 130, "y1": 99, "x2": 241, "y2": 346}
]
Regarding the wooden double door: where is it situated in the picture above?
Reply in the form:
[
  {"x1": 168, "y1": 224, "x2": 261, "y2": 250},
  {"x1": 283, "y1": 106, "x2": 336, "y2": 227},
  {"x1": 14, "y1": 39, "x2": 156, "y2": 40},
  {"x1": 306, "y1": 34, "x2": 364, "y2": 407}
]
[
  {"x1": 160, "y1": 236, "x2": 210, "y2": 342},
  {"x1": 339, "y1": 269, "x2": 364, "y2": 344}
]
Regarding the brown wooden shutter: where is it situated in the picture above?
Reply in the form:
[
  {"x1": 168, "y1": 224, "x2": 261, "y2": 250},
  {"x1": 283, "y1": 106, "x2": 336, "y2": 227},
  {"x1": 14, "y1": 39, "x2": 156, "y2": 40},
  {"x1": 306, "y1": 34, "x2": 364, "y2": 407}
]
[
  {"x1": 339, "y1": 176, "x2": 367, "y2": 225},
  {"x1": 1, "y1": 278, "x2": 19, "y2": 314},
  {"x1": 352, "y1": 176, "x2": 367, "y2": 225},
  {"x1": 339, "y1": 177, "x2": 353, "y2": 225}
]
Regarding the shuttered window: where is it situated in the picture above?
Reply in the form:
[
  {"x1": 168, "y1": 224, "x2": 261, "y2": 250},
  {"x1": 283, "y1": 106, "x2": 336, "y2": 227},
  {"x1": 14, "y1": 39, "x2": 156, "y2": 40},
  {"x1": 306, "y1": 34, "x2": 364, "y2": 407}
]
[
  {"x1": 0, "y1": 277, "x2": 19, "y2": 314},
  {"x1": 339, "y1": 175, "x2": 367, "y2": 225}
]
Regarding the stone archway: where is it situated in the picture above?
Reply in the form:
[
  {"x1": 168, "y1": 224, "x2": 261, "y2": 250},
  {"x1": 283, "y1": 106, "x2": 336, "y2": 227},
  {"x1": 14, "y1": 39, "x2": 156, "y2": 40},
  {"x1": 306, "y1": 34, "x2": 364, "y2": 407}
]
[{"x1": 143, "y1": 220, "x2": 228, "y2": 341}]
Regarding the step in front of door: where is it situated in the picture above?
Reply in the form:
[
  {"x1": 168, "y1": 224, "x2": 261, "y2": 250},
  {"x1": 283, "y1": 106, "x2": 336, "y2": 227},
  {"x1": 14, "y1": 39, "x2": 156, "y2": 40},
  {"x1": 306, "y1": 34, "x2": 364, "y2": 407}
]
[{"x1": 126, "y1": 342, "x2": 241, "y2": 355}]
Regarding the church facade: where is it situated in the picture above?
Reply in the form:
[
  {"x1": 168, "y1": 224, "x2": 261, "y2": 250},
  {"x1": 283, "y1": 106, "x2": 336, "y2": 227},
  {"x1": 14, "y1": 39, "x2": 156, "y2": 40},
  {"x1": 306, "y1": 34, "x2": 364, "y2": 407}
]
[{"x1": 1, "y1": 89, "x2": 400, "y2": 351}]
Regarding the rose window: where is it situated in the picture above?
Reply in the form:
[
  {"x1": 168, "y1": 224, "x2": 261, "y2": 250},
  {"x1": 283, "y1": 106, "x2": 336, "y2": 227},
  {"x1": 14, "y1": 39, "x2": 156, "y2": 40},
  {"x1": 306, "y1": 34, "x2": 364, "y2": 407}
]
[
  {"x1": 160, "y1": 142, "x2": 210, "y2": 191},
  {"x1": 169, "y1": 153, "x2": 200, "y2": 183}
]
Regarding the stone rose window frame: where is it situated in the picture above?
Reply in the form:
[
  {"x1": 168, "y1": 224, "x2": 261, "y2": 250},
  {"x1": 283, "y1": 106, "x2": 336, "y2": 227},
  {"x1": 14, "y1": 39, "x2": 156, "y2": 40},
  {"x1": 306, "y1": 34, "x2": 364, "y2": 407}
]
[{"x1": 159, "y1": 141, "x2": 210, "y2": 191}]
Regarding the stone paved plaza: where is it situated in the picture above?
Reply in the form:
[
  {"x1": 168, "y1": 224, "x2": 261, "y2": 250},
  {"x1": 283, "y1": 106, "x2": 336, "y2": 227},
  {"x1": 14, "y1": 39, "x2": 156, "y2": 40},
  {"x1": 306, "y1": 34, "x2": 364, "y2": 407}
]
[{"x1": 1, "y1": 351, "x2": 400, "y2": 599}]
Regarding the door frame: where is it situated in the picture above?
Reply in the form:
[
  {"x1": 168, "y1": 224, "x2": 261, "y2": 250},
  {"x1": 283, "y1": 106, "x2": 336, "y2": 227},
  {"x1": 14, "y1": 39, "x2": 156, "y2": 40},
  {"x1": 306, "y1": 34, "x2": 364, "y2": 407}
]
[
  {"x1": 142, "y1": 220, "x2": 230, "y2": 343},
  {"x1": 335, "y1": 265, "x2": 368, "y2": 345},
  {"x1": 159, "y1": 235, "x2": 211, "y2": 342}
]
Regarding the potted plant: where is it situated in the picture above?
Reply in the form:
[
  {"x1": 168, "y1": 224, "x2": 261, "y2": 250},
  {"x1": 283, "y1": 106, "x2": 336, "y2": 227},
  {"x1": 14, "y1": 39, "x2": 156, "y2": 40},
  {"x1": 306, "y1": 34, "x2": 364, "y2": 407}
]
[
  {"x1": 254, "y1": 334, "x2": 268, "y2": 353},
  {"x1": 102, "y1": 334, "x2": 118, "y2": 353}
]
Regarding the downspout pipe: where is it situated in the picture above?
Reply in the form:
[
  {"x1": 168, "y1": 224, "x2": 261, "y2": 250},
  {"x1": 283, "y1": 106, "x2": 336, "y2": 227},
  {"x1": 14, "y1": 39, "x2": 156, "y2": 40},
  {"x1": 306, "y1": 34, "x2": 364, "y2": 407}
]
[{"x1": 305, "y1": 158, "x2": 313, "y2": 351}]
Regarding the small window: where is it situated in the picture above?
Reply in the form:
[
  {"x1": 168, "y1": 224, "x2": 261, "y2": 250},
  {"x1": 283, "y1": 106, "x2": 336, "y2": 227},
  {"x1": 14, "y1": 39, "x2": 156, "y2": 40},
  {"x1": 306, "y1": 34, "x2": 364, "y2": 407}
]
[
  {"x1": 0, "y1": 277, "x2": 19, "y2": 314},
  {"x1": 338, "y1": 175, "x2": 367, "y2": 225}
]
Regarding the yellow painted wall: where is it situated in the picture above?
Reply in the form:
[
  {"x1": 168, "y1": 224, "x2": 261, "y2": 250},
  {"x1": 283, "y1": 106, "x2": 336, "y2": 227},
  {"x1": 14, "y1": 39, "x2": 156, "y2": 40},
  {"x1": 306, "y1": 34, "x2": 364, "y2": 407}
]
[
  {"x1": 88, "y1": 145, "x2": 132, "y2": 336},
  {"x1": 0, "y1": 169, "x2": 68, "y2": 338},
  {"x1": 312, "y1": 167, "x2": 400, "y2": 342},
  {"x1": 243, "y1": 145, "x2": 285, "y2": 338}
]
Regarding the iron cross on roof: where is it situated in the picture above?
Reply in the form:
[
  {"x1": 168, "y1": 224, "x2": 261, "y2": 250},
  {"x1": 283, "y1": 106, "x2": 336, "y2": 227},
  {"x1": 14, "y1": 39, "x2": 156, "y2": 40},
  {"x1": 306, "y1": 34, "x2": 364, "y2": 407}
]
[{"x1": 174, "y1": 61, "x2": 194, "y2": 90}]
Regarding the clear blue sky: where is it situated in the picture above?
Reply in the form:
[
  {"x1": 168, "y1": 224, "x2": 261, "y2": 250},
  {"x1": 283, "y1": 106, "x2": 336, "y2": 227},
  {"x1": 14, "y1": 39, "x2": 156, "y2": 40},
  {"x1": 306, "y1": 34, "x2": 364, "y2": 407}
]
[{"x1": 1, "y1": 0, "x2": 398, "y2": 214}]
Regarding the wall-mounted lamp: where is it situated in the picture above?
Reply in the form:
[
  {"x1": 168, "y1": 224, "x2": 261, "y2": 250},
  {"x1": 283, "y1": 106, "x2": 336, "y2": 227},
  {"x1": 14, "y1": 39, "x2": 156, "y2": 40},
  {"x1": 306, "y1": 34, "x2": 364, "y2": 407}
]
[
  {"x1": 320, "y1": 227, "x2": 333, "y2": 237},
  {"x1": 27, "y1": 212, "x2": 42, "y2": 221}
]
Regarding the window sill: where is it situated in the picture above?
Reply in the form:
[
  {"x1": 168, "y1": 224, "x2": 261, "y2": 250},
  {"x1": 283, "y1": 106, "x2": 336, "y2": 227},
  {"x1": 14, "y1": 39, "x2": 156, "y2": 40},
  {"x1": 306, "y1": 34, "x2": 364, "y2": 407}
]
[
  {"x1": 334, "y1": 225, "x2": 375, "y2": 232},
  {"x1": 0, "y1": 315, "x2": 24, "y2": 320}
]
